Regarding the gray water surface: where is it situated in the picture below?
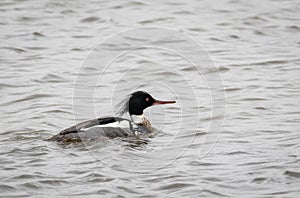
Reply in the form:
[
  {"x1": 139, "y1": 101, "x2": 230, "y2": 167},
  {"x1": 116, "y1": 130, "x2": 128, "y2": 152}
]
[{"x1": 1, "y1": 0, "x2": 300, "y2": 197}]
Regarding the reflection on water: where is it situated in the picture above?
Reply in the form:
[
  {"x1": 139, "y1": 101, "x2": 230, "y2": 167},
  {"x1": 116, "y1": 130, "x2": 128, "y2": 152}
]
[{"x1": 1, "y1": 0, "x2": 299, "y2": 197}]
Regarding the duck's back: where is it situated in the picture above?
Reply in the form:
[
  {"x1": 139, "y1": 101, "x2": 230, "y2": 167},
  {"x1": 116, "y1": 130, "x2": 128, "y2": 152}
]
[{"x1": 47, "y1": 117, "x2": 151, "y2": 143}]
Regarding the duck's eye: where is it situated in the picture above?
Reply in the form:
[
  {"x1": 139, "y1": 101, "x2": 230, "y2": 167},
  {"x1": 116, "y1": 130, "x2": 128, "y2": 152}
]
[{"x1": 145, "y1": 97, "x2": 149, "y2": 102}]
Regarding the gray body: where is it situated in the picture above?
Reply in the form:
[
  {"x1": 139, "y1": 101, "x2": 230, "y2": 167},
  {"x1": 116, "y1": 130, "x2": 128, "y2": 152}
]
[{"x1": 48, "y1": 117, "x2": 152, "y2": 143}]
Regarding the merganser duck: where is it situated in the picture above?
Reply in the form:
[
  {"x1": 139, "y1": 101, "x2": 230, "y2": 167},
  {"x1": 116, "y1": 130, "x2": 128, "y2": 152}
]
[{"x1": 48, "y1": 91, "x2": 175, "y2": 142}]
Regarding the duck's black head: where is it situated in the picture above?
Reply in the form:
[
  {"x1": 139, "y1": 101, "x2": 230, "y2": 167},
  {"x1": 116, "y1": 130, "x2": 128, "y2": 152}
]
[{"x1": 128, "y1": 91, "x2": 175, "y2": 115}]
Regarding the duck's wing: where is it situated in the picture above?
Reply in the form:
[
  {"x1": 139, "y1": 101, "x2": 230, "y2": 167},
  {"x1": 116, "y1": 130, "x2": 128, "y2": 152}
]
[{"x1": 59, "y1": 117, "x2": 130, "y2": 135}]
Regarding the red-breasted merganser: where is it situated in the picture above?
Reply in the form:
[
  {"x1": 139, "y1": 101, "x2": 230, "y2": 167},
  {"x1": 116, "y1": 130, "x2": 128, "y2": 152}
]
[{"x1": 48, "y1": 91, "x2": 175, "y2": 142}]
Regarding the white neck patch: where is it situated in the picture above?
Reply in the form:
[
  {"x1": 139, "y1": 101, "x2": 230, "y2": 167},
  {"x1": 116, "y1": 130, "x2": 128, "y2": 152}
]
[{"x1": 131, "y1": 114, "x2": 145, "y2": 124}]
